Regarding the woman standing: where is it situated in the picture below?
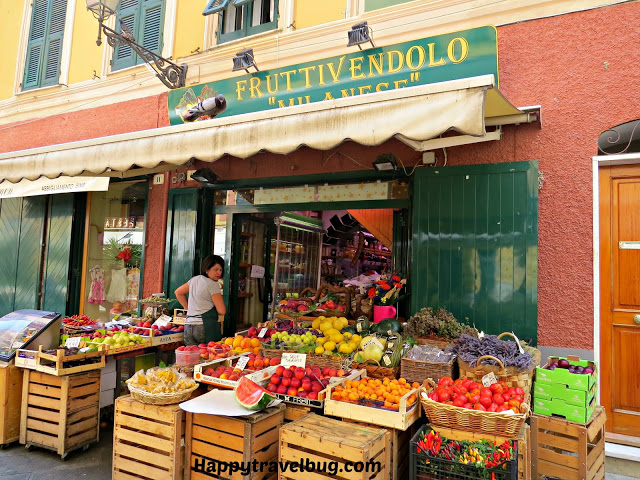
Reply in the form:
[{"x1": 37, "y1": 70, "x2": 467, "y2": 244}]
[{"x1": 175, "y1": 255, "x2": 226, "y2": 346}]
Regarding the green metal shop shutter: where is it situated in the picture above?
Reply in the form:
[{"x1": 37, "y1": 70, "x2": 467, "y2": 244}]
[
  {"x1": 42, "y1": 194, "x2": 74, "y2": 314},
  {"x1": 23, "y1": 0, "x2": 67, "y2": 90},
  {"x1": 0, "y1": 199, "x2": 23, "y2": 316},
  {"x1": 164, "y1": 189, "x2": 199, "y2": 300},
  {"x1": 411, "y1": 161, "x2": 539, "y2": 343}
]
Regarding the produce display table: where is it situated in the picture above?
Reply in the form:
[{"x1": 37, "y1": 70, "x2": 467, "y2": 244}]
[
  {"x1": 279, "y1": 413, "x2": 390, "y2": 480},
  {"x1": 0, "y1": 362, "x2": 23, "y2": 446},
  {"x1": 531, "y1": 406, "x2": 606, "y2": 480},
  {"x1": 19, "y1": 369, "x2": 101, "y2": 458},
  {"x1": 112, "y1": 395, "x2": 186, "y2": 480},
  {"x1": 185, "y1": 403, "x2": 285, "y2": 480}
]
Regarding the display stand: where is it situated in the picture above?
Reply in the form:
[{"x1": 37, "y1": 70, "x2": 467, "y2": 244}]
[{"x1": 0, "y1": 362, "x2": 23, "y2": 446}]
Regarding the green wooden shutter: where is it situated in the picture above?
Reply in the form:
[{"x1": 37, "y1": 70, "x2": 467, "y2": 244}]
[
  {"x1": 23, "y1": 0, "x2": 48, "y2": 89},
  {"x1": 41, "y1": 0, "x2": 67, "y2": 87},
  {"x1": 0, "y1": 199, "x2": 22, "y2": 316},
  {"x1": 140, "y1": 0, "x2": 164, "y2": 54},
  {"x1": 42, "y1": 194, "x2": 74, "y2": 314},
  {"x1": 411, "y1": 161, "x2": 539, "y2": 343},
  {"x1": 164, "y1": 189, "x2": 199, "y2": 300},
  {"x1": 14, "y1": 198, "x2": 46, "y2": 311},
  {"x1": 112, "y1": 0, "x2": 139, "y2": 71}
]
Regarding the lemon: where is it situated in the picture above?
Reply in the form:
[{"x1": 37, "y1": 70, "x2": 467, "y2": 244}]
[
  {"x1": 312, "y1": 318, "x2": 322, "y2": 330},
  {"x1": 316, "y1": 336, "x2": 327, "y2": 345},
  {"x1": 342, "y1": 331, "x2": 352, "y2": 340},
  {"x1": 320, "y1": 321, "x2": 333, "y2": 332},
  {"x1": 323, "y1": 341, "x2": 336, "y2": 352},
  {"x1": 338, "y1": 343, "x2": 354, "y2": 354},
  {"x1": 351, "y1": 334, "x2": 362, "y2": 343},
  {"x1": 332, "y1": 318, "x2": 343, "y2": 329},
  {"x1": 324, "y1": 328, "x2": 340, "y2": 337},
  {"x1": 315, "y1": 346, "x2": 325, "y2": 354},
  {"x1": 330, "y1": 333, "x2": 344, "y2": 344},
  {"x1": 348, "y1": 340, "x2": 359, "y2": 351},
  {"x1": 339, "y1": 317, "x2": 349, "y2": 327}
]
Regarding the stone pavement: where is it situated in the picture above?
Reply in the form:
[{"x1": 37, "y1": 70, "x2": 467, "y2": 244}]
[{"x1": 0, "y1": 424, "x2": 637, "y2": 480}]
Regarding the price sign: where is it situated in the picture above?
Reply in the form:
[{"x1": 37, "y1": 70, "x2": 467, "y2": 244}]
[
  {"x1": 362, "y1": 337, "x2": 384, "y2": 351},
  {"x1": 258, "y1": 328, "x2": 268, "y2": 338},
  {"x1": 65, "y1": 336, "x2": 81, "y2": 348},
  {"x1": 235, "y1": 355, "x2": 250, "y2": 371},
  {"x1": 281, "y1": 352, "x2": 306, "y2": 368},
  {"x1": 482, "y1": 371, "x2": 498, "y2": 387},
  {"x1": 250, "y1": 265, "x2": 265, "y2": 278}
]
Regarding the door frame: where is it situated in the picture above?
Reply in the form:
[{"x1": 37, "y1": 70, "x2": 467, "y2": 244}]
[{"x1": 593, "y1": 151, "x2": 640, "y2": 439}]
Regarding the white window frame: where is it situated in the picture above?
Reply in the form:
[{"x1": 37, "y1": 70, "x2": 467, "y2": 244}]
[{"x1": 14, "y1": 0, "x2": 76, "y2": 94}]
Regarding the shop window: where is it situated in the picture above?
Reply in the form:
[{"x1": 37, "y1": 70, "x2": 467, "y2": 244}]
[
  {"x1": 364, "y1": 0, "x2": 414, "y2": 12},
  {"x1": 111, "y1": 0, "x2": 165, "y2": 71},
  {"x1": 83, "y1": 181, "x2": 147, "y2": 321},
  {"x1": 22, "y1": 0, "x2": 67, "y2": 90},
  {"x1": 204, "y1": 0, "x2": 278, "y2": 44}
]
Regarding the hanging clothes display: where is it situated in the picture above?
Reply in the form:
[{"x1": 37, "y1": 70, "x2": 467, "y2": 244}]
[
  {"x1": 106, "y1": 267, "x2": 127, "y2": 304},
  {"x1": 125, "y1": 267, "x2": 140, "y2": 310},
  {"x1": 87, "y1": 265, "x2": 105, "y2": 304}
]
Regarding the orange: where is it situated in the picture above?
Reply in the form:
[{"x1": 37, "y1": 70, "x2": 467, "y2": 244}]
[
  {"x1": 250, "y1": 338, "x2": 261, "y2": 348},
  {"x1": 232, "y1": 335, "x2": 243, "y2": 348},
  {"x1": 348, "y1": 392, "x2": 359, "y2": 401},
  {"x1": 399, "y1": 378, "x2": 407, "y2": 384},
  {"x1": 224, "y1": 337, "x2": 234, "y2": 346}
]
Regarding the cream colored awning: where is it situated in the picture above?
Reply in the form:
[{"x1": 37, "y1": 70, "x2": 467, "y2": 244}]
[{"x1": 0, "y1": 75, "x2": 536, "y2": 183}]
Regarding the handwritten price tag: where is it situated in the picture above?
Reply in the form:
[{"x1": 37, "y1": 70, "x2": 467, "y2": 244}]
[
  {"x1": 65, "y1": 336, "x2": 81, "y2": 348},
  {"x1": 281, "y1": 352, "x2": 306, "y2": 368},
  {"x1": 361, "y1": 337, "x2": 384, "y2": 351},
  {"x1": 235, "y1": 355, "x2": 249, "y2": 371},
  {"x1": 258, "y1": 328, "x2": 268, "y2": 338},
  {"x1": 482, "y1": 371, "x2": 498, "y2": 387}
]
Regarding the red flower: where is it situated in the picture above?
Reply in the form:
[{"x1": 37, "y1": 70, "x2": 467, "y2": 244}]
[
  {"x1": 117, "y1": 247, "x2": 132, "y2": 262},
  {"x1": 393, "y1": 282, "x2": 403, "y2": 289},
  {"x1": 368, "y1": 288, "x2": 376, "y2": 299},
  {"x1": 392, "y1": 275, "x2": 401, "y2": 282}
]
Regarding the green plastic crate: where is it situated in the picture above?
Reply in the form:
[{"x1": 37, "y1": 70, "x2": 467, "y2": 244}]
[{"x1": 535, "y1": 356, "x2": 597, "y2": 391}]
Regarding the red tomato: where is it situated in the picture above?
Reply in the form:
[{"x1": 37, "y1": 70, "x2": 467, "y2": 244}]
[
  {"x1": 474, "y1": 403, "x2": 487, "y2": 411},
  {"x1": 438, "y1": 377, "x2": 454, "y2": 387},
  {"x1": 490, "y1": 383, "x2": 503, "y2": 394},
  {"x1": 454, "y1": 378, "x2": 464, "y2": 385},
  {"x1": 452, "y1": 385, "x2": 468, "y2": 396},
  {"x1": 462, "y1": 403, "x2": 474, "y2": 409},
  {"x1": 502, "y1": 394, "x2": 511, "y2": 401},
  {"x1": 515, "y1": 387, "x2": 525, "y2": 396},
  {"x1": 453, "y1": 396, "x2": 468, "y2": 408},
  {"x1": 479, "y1": 396, "x2": 492, "y2": 408},
  {"x1": 444, "y1": 400, "x2": 454, "y2": 405},
  {"x1": 462, "y1": 379, "x2": 473, "y2": 389},
  {"x1": 506, "y1": 387, "x2": 516, "y2": 397},
  {"x1": 513, "y1": 395, "x2": 524, "y2": 403},
  {"x1": 480, "y1": 388, "x2": 493, "y2": 398},
  {"x1": 488, "y1": 403, "x2": 498, "y2": 412},
  {"x1": 468, "y1": 394, "x2": 480, "y2": 405},
  {"x1": 438, "y1": 391, "x2": 451, "y2": 402},
  {"x1": 492, "y1": 394, "x2": 505, "y2": 406},
  {"x1": 428, "y1": 392, "x2": 439, "y2": 401},
  {"x1": 496, "y1": 405, "x2": 509, "y2": 413}
]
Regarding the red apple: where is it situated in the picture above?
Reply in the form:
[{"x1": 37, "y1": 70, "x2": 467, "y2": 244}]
[
  {"x1": 311, "y1": 381, "x2": 323, "y2": 393},
  {"x1": 275, "y1": 366, "x2": 285, "y2": 376},
  {"x1": 294, "y1": 368, "x2": 306, "y2": 380},
  {"x1": 281, "y1": 377, "x2": 291, "y2": 387},
  {"x1": 270, "y1": 375, "x2": 281, "y2": 385},
  {"x1": 322, "y1": 367, "x2": 331, "y2": 377},
  {"x1": 290, "y1": 378, "x2": 301, "y2": 389},
  {"x1": 328, "y1": 368, "x2": 337, "y2": 377},
  {"x1": 267, "y1": 383, "x2": 278, "y2": 392},
  {"x1": 283, "y1": 369, "x2": 293, "y2": 379},
  {"x1": 307, "y1": 392, "x2": 318, "y2": 400},
  {"x1": 287, "y1": 387, "x2": 299, "y2": 397},
  {"x1": 269, "y1": 357, "x2": 280, "y2": 366},
  {"x1": 302, "y1": 381, "x2": 312, "y2": 392},
  {"x1": 277, "y1": 385, "x2": 288, "y2": 394},
  {"x1": 298, "y1": 391, "x2": 309, "y2": 398}
]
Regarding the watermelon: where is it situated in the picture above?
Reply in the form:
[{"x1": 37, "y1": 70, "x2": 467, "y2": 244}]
[{"x1": 235, "y1": 376, "x2": 276, "y2": 411}]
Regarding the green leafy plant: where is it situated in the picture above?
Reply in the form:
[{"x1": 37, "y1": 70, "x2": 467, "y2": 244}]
[{"x1": 104, "y1": 238, "x2": 142, "y2": 269}]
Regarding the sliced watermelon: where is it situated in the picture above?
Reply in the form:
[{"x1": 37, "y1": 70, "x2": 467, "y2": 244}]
[{"x1": 235, "y1": 376, "x2": 276, "y2": 411}]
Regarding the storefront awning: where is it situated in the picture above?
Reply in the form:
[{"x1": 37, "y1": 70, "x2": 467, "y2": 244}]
[
  {"x1": 0, "y1": 176, "x2": 110, "y2": 199},
  {"x1": 0, "y1": 75, "x2": 537, "y2": 183}
]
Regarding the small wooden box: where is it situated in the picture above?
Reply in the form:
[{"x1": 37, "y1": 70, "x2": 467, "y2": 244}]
[
  {"x1": 430, "y1": 422, "x2": 531, "y2": 480},
  {"x1": 20, "y1": 369, "x2": 100, "y2": 458},
  {"x1": 36, "y1": 345, "x2": 106, "y2": 376},
  {"x1": 531, "y1": 406, "x2": 606, "y2": 480},
  {"x1": 113, "y1": 395, "x2": 186, "y2": 480},
  {"x1": 185, "y1": 403, "x2": 285, "y2": 480},
  {"x1": 283, "y1": 404, "x2": 312, "y2": 423},
  {"x1": 343, "y1": 418, "x2": 418, "y2": 480},
  {"x1": 279, "y1": 413, "x2": 390, "y2": 480},
  {"x1": 0, "y1": 362, "x2": 24, "y2": 446}
]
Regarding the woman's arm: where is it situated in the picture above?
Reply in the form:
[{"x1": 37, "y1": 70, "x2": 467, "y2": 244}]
[
  {"x1": 175, "y1": 283, "x2": 189, "y2": 309},
  {"x1": 211, "y1": 293, "x2": 226, "y2": 316}
]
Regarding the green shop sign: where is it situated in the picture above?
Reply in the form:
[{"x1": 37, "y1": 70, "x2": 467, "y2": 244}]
[{"x1": 168, "y1": 25, "x2": 498, "y2": 126}]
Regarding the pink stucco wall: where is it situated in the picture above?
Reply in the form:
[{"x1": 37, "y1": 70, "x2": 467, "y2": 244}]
[{"x1": 2, "y1": 3, "x2": 639, "y2": 349}]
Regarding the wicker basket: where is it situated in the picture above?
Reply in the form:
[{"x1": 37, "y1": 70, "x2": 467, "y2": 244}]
[
  {"x1": 305, "y1": 353, "x2": 349, "y2": 370},
  {"x1": 351, "y1": 359, "x2": 400, "y2": 379},
  {"x1": 261, "y1": 347, "x2": 297, "y2": 359},
  {"x1": 458, "y1": 354, "x2": 535, "y2": 396},
  {"x1": 419, "y1": 379, "x2": 530, "y2": 437},
  {"x1": 401, "y1": 355, "x2": 456, "y2": 385},
  {"x1": 126, "y1": 383, "x2": 198, "y2": 405},
  {"x1": 415, "y1": 335, "x2": 453, "y2": 350}
]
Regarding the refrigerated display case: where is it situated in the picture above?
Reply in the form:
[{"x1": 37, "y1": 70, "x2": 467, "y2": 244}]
[
  {"x1": 0, "y1": 309, "x2": 61, "y2": 362},
  {"x1": 270, "y1": 213, "x2": 324, "y2": 315}
]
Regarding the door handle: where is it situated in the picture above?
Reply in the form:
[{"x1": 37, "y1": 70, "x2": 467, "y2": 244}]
[{"x1": 634, "y1": 314, "x2": 640, "y2": 325}]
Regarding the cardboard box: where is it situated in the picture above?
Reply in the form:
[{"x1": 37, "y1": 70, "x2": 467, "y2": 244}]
[
  {"x1": 533, "y1": 394, "x2": 596, "y2": 424},
  {"x1": 533, "y1": 378, "x2": 596, "y2": 407},
  {"x1": 535, "y1": 355, "x2": 597, "y2": 391}
]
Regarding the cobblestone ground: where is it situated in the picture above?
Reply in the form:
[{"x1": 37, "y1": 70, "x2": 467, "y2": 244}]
[{"x1": 0, "y1": 426, "x2": 637, "y2": 480}]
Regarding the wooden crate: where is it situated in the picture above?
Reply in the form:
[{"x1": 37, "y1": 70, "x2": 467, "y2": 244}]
[
  {"x1": 36, "y1": 345, "x2": 105, "y2": 376},
  {"x1": 113, "y1": 395, "x2": 186, "y2": 480},
  {"x1": 531, "y1": 406, "x2": 606, "y2": 480},
  {"x1": 430, "y1": 422, "x2": 531, "y2": 480},
  {"x1": 284, "y1": 404, "x2": 312, "y2": 423},
  {"x1": 343, "y1": 418, "x2": 417, "y2": 480},
  {"x1": 279, "y1": 413, "x2": 390, "y2": 480},
  {"x1": 19, "y1": 369, "x2": 100, "y2": 458},
  {"x1": 0, "y1": 362, "x2": 24, "y2": 446},
  {"x1": 185, "y1": 403, "x2": 285, "y2": 480}
]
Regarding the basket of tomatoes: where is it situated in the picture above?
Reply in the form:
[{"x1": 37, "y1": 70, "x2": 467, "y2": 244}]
[{"x1": 419, "y1": 376, "x2": 530, "y2": 438}]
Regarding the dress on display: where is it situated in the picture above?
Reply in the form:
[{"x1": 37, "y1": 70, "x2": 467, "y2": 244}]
[
  {"x1": 106, "y1": 267, "x2": 127, "y2": 303},
  {"x1": 88, "y1": 266, "x2": 105, "y2": 304}
]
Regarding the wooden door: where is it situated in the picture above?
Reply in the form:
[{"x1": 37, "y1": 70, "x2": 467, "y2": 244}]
[{"x1": 599, "y1": 165, "x2": 640, "y2": 440}]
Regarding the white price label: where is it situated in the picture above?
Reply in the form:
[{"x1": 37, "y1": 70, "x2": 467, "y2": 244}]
[
  {"x1": 65, "y1": 336, "x2": 81, "y2": 348},
  {"x1": 250, "y1": 265, "x2": 265, "y2": 278},
  {"x1": 362, "y1": 337, "x2": 384, "y2": 351},
  {"x1": 235, "y1": 356, "x2": 250, "y2": 371},
  {"x1": 258, "y1": 328, "x2": 268, "y2": 338},
  {"x1": 79, "y1": 347, "x2": 91, "y2": 353},
  {"x1": 482, "y1": 372, "x2": 498, "y2": 387},
  {"x1": 281, "y1": 352, "x2": 306, "y2": 368}
]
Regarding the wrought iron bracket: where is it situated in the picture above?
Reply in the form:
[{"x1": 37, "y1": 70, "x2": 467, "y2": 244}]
[{"x1": 101, "y1": 23, "x2": 187, "y2": 89}]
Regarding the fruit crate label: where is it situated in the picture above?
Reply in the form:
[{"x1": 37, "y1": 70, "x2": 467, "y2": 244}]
[
  {"x1": 235, "y1": 356, "x2": 250, "y2": 370},
  {"x1": 65, "y1": 336, "x2": 81, "y2": 348},
  {"x1": 356, "y1": 323, "x2": 363, "y2": 332},
  {"x1": 16, "y1": 350, "x2": 37, "y2": 369},
  {"x1": 258, "y1": 328, "x2": 268, "y2": 338},
  {"x1": 382, "y1": 354, "x2": 392, "y2": 367},
  {"x1": 281, "y1": 352, "x2": 306, "y2": 368},
  {"x1": 482, "y1": 371, "x2": 498, "y2": 387},
  {"x1": 78, "y1": 346, "x2": 91, "y2": 353}
]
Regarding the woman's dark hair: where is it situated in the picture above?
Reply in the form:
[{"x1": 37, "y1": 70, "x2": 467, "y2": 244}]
[{"x1": 201, "y1": 255, "x2": 225, "y2": 277}]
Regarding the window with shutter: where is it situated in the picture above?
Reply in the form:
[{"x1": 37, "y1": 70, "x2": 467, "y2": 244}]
[
  {"x1": 204, "y1": 0, "x2": 278, "y2": 44},
  {"x1": 112, "y1": 0, "x2": 165, "y2": 72},
  {"x1": 23, "y1": 0, "x2": 67, "y2": 90}
]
